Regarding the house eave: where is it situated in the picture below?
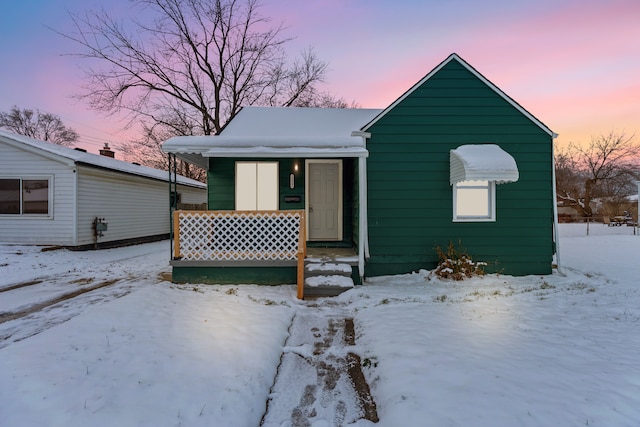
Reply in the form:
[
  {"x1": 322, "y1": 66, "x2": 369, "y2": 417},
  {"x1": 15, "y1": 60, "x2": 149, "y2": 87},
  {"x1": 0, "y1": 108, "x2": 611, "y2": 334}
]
[{"x1": 361, "y1": 53, "x2": 555, "y2": 137}]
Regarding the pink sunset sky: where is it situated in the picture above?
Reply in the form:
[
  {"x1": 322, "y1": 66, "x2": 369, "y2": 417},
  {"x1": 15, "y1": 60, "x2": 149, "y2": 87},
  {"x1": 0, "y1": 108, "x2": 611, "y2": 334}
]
[{"x1": 1, "y1": 0, "x2": 638, "y2": 154}]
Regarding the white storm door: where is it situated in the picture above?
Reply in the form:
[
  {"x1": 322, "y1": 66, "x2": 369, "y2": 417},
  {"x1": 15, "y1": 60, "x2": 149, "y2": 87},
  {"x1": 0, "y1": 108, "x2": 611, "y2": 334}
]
[
  {"x1": 235, "y1": 162, "x2": 278, "y2": 210},
  {"x1": 307, "y1": 160, "x2": 342, "y2": 241}
]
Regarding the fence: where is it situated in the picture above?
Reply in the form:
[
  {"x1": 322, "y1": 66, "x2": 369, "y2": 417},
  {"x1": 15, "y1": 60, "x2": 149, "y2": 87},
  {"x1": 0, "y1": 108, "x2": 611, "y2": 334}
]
[{"x1": 173, "y1": 210, "x2": 307, "y2": 298}]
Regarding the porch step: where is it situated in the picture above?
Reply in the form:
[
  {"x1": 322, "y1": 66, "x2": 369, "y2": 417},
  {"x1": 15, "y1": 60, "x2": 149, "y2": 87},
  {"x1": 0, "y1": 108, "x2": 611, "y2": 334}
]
[{"x1": 303, "y1": 262, "x2": 354, "y2": 298}]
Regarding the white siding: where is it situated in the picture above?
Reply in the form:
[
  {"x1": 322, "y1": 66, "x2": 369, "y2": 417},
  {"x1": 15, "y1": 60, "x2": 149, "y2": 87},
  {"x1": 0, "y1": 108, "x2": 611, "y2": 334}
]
[
  {"x1": 76, "y1": 166, "x2": 205, "y2": 246},
  {"x1": 0, "y1": 140, "x2": 77, "y2": 245},
  {"x1": 178, "y1": 184, "x2": 207, "y2": 205}
]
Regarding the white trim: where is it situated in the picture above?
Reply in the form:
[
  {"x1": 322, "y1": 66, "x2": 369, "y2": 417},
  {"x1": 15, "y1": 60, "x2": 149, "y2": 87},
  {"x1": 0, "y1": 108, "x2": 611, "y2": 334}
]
[
  {"x1": 305, "y1": 159, "x2": 343, "y2": 241},
  {"x1": 0, "y1": 175, "x2": 54, "y2": 218},
  {"x1": 358, "y1": 157, "x2": 366, "y2": 279},
  {"x1": 552, "y1": 134, "x2": 563, "y2": 273},
  {"x1": 203, "y1": 146, "x2": 368, "y2": 158},
  {"x1": 362, "y1": 53, "x2": 554, "y2": 137},
  {"x1": 452, "y1": 180, "x2": 496, "y2": 222}
]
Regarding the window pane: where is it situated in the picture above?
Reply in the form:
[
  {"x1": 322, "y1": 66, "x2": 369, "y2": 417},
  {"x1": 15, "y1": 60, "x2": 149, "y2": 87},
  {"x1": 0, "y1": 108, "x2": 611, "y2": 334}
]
[
  {"x1": 236, "y1": 163, "x2": 257, "y2": 210},
  {"x1": 455, "y1": 180, "x2": 491, "y2": 218},
  {"x1": 0, "y1": 179, "x2": 21, "y2": 214},
  {"x1": 256, "y1": 162, "x2": 278, "y2": 210},
  {"x1": 456, "y1": 188, "x2": 489, "y2": 216},
  {"x1": 23, "y1": 179, "x2": 49, "y2": 214}
]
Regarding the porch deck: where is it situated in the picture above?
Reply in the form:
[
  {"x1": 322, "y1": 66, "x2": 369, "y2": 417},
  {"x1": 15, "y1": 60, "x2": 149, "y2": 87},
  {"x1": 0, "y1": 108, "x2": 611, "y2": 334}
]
[{"x1": 170, "y1": 210, "x2": 361, "y2": 298}]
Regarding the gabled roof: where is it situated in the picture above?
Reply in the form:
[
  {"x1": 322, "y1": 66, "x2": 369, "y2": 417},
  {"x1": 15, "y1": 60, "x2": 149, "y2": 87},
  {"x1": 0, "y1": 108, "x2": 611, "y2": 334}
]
[
  {"x1": 162, "y1": 107, "x2": 383, "y2": 159},
  {"x1": 362, "y1": 53, "x2": 555, "y2": 137},
  {"x1": 0, "y1": 129, "x2": 205, "y2": 188}
]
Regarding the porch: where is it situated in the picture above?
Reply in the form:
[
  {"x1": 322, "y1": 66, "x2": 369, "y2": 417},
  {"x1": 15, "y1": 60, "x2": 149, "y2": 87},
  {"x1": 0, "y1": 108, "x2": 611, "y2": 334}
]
[{"x1": 170, "y1": 210, "x2": 359, "y2": 298}]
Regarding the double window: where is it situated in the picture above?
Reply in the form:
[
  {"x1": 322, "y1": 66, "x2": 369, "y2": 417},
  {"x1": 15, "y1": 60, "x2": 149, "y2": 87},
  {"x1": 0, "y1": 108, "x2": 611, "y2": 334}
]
[
  {"x1": 453, "y1": 180, "x2": 495, "y2": 221},
  {"x1": 235, "y1": 162, "x2": 278, "y2": 210},
  {"x1": 0, "y1": 177, "x2": 51, "y2": 216}
]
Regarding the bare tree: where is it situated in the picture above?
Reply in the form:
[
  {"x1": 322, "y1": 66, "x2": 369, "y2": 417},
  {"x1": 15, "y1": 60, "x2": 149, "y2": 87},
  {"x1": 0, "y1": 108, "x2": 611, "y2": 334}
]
[
  {"x1": 0, "y1": 106, "x2": 79, "y2": 146},
  {"x1": 58, "y1": 0, "x2": 337, "y2": 138},
  {"x1": 556, "y1": 131, "x2": 640, "y2": 217},
  {"x1": 117, "y1": 107, "x2": 207, "y2": 182}
]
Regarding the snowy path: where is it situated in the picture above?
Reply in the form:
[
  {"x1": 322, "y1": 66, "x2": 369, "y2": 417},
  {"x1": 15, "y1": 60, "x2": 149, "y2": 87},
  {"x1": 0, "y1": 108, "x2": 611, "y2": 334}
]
[{"x1": 262, "y1": 303, "x2": 377, "y2": 426}]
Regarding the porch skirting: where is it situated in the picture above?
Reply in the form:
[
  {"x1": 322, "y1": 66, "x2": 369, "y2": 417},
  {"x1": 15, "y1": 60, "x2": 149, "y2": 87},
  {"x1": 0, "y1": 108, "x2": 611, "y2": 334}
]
[
  {"x1": 171, "y1": 263, "x2": 298, "y2": 286},
  {"x1": 170, "y1": 260, "x2": 362, "y2": 286}
]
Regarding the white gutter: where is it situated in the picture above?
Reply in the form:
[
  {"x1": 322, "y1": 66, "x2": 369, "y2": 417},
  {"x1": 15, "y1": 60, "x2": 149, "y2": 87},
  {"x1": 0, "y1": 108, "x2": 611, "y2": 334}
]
[
  {"x1": 72, "y1": 164, "x2": 79, "y2": 246},
  {"x1": 551, "y1": 132, "x2": 563, "y2": 275}
]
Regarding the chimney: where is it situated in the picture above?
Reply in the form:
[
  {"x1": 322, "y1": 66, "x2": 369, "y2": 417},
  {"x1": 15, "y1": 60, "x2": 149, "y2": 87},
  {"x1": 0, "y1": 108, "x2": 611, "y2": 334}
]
[{"x1": 99, "y1": 143, "x2": 115, "y2": 158}]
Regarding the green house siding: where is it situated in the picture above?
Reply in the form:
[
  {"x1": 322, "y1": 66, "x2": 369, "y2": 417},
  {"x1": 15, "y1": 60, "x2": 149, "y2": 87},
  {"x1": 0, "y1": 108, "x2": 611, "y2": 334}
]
[
  {"x1": 365, "y1": 59, "x2": 554, "y2": 277},
  {"x1": 207, "y1": 158, "x2": 305, "y2": 210}
]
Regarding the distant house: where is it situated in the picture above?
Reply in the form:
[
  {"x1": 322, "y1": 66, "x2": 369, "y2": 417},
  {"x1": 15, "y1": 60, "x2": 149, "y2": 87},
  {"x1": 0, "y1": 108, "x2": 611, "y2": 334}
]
[
  {"x1": 0, "y1": 130, "x2": 206, "y2": 248},
  {"x1": 162, "y1": 53, "x2": 558, "y2": 289}
]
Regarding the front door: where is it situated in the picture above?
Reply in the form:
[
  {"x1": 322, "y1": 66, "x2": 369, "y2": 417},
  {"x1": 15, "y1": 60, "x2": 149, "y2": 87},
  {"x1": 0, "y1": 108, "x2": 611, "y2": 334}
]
[{"x1": 307, "y1": 160, "x2": 342, "y2": 241}]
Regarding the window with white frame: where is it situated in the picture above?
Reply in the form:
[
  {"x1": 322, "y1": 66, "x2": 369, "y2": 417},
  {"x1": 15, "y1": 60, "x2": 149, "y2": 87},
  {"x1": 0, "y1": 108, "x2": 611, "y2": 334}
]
[
  {"x1": 0, "y1": 177, "x2": 51, "y2": 215},
  {"x1": 453, "y1": 180, "x2": 495, "y2": 221},
  {"x1": 235, "y1": 162, "x2": 278, "y2": 210}
]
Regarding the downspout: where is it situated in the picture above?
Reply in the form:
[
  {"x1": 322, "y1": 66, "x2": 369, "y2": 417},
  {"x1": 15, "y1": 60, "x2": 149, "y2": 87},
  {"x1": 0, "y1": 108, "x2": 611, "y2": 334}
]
[
  {"x1": 352, "y1": 131, "x2": 371, "y2": 282},
  {"x1": 551, "y1": 133, "x2": 563, "y2": 275},
  {"x1": 72, "y1": 162, "x2": 79, "y2": 247}
]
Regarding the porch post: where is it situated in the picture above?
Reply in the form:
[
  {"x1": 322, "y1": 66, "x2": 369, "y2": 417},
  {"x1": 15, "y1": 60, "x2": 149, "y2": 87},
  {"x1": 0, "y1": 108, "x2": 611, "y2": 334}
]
[{"x1": 358, "y1": 156, "x2": 367, "y2": 280}]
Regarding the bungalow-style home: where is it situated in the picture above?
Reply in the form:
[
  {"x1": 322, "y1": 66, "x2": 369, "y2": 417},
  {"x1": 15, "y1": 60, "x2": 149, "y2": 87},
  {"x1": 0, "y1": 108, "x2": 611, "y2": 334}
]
[
  {"x1": 162, "y1": 53, "x2": 558, "y2": 295},
  {"x1": 0, "y1": 130, "x2": 207, "y2": 249}
]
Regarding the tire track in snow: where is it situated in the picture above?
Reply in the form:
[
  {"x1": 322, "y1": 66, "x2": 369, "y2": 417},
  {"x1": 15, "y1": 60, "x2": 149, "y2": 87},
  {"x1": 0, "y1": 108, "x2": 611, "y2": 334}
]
[
  {"x1": 0, "y1": 277, "x2": 140, "y2": 348},
  {"x1": 0, "y1": 279, "x2": 120, "y2": 324}
]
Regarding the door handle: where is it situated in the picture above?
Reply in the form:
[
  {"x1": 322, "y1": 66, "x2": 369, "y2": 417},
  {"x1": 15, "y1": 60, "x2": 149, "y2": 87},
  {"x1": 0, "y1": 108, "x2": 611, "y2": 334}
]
[{"x1": 309, "y1": 206, "x2": 313, "y2": 213}]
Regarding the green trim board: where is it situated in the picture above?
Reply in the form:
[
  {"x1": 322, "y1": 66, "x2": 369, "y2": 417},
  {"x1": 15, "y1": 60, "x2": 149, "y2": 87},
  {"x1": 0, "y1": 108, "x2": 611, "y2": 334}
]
[
  {"x1": 171, "y1": 264, "x2": 363, "y2": 286},
  {"x1": 172, "y1": 265, "x2": 298, "y2": 285}
]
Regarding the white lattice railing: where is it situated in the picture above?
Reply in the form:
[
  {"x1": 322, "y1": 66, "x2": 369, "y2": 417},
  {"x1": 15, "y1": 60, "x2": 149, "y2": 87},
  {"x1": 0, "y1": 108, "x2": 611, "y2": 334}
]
[{"x1": 173, "y1": 210, "x2": 307, "y2": 298}]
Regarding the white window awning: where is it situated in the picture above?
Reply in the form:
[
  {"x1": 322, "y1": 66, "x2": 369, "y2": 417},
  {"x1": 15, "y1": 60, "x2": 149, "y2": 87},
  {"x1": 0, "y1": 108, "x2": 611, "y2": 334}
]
[{"x1": 450, "y1": 144, "x2": 519, "y2": 185}]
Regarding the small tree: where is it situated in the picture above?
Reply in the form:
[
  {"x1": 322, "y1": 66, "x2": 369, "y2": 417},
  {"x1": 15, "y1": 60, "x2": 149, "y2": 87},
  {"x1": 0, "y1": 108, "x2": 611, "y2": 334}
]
[
  {"x1": 556, "y1": 131, "x2": 640, "y2": 217},
  {"x1": 0, "y1": 106, "x2": 79, "y2": 146}
]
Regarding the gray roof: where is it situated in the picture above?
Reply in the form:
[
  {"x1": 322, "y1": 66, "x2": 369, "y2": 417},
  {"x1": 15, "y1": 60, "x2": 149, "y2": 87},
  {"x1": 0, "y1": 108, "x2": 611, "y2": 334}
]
[{"x1": 0, "y1": 129, "x2": 205, "y2": 188}]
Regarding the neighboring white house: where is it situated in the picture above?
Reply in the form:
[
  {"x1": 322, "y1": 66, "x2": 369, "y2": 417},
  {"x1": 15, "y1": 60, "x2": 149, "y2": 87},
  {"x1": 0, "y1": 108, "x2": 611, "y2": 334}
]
[{"x1": 0, "y1": 130, "x2": 206, "y2": 248}]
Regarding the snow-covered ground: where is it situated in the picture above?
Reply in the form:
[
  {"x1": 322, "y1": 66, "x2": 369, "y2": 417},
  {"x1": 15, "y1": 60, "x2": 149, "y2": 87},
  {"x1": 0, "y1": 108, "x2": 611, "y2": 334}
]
[{"x1": 1, "y1": 223, "x2": 639, "y2": 426}]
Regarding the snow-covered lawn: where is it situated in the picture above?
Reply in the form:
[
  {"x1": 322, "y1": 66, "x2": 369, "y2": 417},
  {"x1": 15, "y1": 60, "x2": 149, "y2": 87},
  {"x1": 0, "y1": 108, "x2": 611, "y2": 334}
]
[{"x1": 1, "y1": 223, "x2": 639, "y2": 426}]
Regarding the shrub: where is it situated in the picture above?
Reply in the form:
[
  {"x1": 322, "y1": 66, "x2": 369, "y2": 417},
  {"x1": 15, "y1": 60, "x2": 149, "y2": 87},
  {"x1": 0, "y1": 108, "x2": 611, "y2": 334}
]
[{"x1": 434, "y1": 241, "x2": 486, "y2": 280}]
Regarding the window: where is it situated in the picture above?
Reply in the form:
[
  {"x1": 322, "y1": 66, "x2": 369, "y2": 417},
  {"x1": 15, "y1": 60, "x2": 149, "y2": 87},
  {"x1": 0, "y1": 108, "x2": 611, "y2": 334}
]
[
  {"x1": 0, "y1": 177, "x2": 51, "y2": 215},
  {"x1": 235, "y1": 162, "x2": 278, "y2": 210},
  {"x1": 453, "y1": 180, "x2": 495, "y2": 221}
]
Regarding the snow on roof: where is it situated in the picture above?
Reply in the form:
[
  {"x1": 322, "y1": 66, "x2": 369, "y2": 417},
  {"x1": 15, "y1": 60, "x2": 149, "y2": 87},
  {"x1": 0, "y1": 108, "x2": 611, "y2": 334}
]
[
  {"x1": 449, "y1": 144, "x2": 519, "y2": 185},
  {"x1": 0, "y1": 130, "x2": 205, "y2": 188},
  {"x1": 162, "y1": 107, "x2": 383, "y2": 158}
]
